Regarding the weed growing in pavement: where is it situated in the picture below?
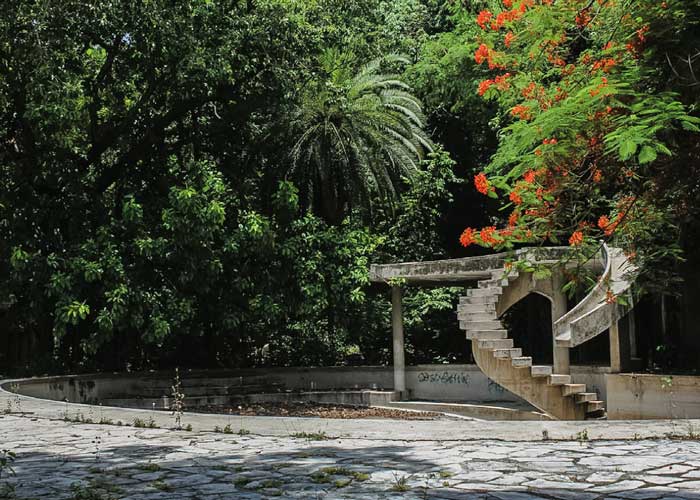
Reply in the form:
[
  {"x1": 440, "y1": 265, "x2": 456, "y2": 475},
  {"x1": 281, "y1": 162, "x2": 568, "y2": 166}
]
[
  {"x1": 170, "y1": 368, "x2": 185, "y2": 430},
  {"x1": 575, "y1": 429, "x2": 589, "y2": 443},
  {"x1": 150, "y1": 480, "x2": 172, "y2": 492},
  {"x1": 233, "y1": 477, "x2": 251, "y2": 487},
  {"x1": 138, "y1": 463, "x2": 161, "y2": 472},
  {"x1": 69, "y1": 482, "x2": 116, "y2": 500},
  {"x1": 291, "y1": 431, "x2": 328, "y2": 441},
  {"x1": 391, "y1": 473, "x2": 410, "y2": 492},
  {"x1": 133, "y1": 416, "x2": 158, "y2": 428}
]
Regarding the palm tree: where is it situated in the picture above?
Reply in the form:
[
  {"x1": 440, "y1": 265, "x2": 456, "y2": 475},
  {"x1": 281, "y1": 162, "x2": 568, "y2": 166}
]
[{"x1": 290, "y1": 52, "x2": 433, "y2": 224}]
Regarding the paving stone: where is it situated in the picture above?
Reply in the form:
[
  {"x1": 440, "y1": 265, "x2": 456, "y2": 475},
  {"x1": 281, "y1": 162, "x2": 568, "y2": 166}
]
[
  {"x1": 587, "y1": 471, "x2": 626, "y2": 483},
  {"x1": 591, "y1": 480, "x2": 647, "y2": 493},
  {"x1": 673, "y1": 480, "x2": 700, "y2": 490},
  {"x1": 610, "y1": 487, "x2": 680, "y2": 499},
  {"x1": 522, "y1": 478, "x2": 592, "y2": 490},
  {"x1": 4, "y1": 413, "x2": 700, "y2": 500}
]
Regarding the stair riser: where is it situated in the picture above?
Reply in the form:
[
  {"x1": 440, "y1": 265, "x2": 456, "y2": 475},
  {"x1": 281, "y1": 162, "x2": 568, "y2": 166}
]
[
  {"x1": 492, "y1": 348, "x2": 522, "y2": 358},
  {"x1": 467, "y1": 287, "x2": 502, "y2": 298},
  {"x1": 511, "y1": 357, "x2": 532, "y2": 368},
  {"x1": 459, "y1": 296, "x2": 498, "y2": 305},
  {"x1": 562, "y1": 384, "x2": 586, "y2": 397},
  {"x1": 548, "y1": 375, "x2": 572, "y2": 386},
  {"x1": 466, "y1": 330, "x2": 508, "y2": 340},
  {"x1": 530, "y1": 366, "x2": 553, "y2": 377},
  {"x1": 460, "y1": 320, "x2": 503, "y2": 331},
  {"x1": 457, "y1": 312, "x2": 497, "y2": 322},
  {"x1": 478, "y1": 279, "x2": 509, "y2": 289},
  {"x1": 477, "y1": 339, "x2": 514, "y2": 349},
  {"x1": 457, "y1": 303, "x2": 496, "y2": 314},
  {"x1": 575, "y1": 393, "x2": 597, "y2": 403},
  {"x1": 587, "y1": 401, "x2": 605, "y2": 412}
]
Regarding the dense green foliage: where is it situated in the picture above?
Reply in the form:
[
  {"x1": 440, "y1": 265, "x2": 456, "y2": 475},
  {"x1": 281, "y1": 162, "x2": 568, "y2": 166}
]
[
  {"x1": 0, "y1": 0, "x2": 468, "y2": 374},
  {"x1": 1, "y1": 0, "x2": 699, "y2": 374}
]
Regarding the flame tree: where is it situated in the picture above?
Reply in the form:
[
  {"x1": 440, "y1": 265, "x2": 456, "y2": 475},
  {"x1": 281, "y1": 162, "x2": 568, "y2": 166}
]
[{"x1": 460, "y1": 0, "x2": 700, "y2": 294}]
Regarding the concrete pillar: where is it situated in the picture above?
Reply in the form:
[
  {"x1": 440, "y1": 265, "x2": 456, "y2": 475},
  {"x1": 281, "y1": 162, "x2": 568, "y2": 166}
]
[
  {"x1": 551, "y1": 272, "x2": 570, "y2": 375},
  {"x1": 391, "y1": 285, "x2": 406, "y2": 395},
  {"x1": 609, "y1": 321, "x2": 622, "y2": 373}
]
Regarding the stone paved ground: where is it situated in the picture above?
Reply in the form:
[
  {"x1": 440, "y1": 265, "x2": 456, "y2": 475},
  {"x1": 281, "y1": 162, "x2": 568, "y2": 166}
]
[{"x1": 2, "y1": 416, "x2": 700, "y2": 499}]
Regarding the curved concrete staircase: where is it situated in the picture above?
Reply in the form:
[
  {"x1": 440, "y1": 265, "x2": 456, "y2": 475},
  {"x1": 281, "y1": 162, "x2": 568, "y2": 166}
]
[{"x1": 457, "y1": 244, "x2": 635, "y2": 420}]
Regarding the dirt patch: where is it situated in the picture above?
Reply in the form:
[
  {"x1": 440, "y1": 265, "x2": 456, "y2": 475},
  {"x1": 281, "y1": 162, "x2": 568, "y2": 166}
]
[{"x1": 192, "y1": 402, "x2": 443, "y2": 420}]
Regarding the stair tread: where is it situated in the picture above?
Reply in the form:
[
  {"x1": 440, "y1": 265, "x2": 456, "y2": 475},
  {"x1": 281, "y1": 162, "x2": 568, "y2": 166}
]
[
  {"x1": 548, "y1": 375, "x2": 572, "y2": 385},
  {"x1": 530, "y1": 365, "x2": 553, "y2": 376},
  {"x1": 562, "y1": 384, "x2": 586, "y2": 396},
  {"x1": 492, "y1": 348, "x2": 522, "y2": 358},
  {"x1": 511, "y1": 356, "x2": 532, "y2": 367}
]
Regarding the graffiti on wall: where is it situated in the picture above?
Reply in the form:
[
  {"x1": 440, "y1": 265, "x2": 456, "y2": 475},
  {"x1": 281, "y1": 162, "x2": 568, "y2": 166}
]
[
  {"x1": 417, "y1": 371, "x2": 471, "y2": 385},
  {"x1": 488, "y1": 379, "x2": 506, "y2": 394}
]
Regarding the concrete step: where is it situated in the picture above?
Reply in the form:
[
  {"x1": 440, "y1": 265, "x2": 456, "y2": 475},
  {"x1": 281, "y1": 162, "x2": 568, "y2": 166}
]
[
  {"x1": 457, "y1": 302, "x2": 496, "y2": 314},
  {"x1": 492, "y1": 348, "x2": 522, "y2": 359},
  {"x1": 478, "y1": 278, "x2": 509, "y2": 288},
  {"x1": 548, "y1": 374, "x2": 572, "y2": 386},
  {"x1": 466, "y1": 329, "x2": 508, "y2": 340},
  {"x1": 562, "y1": 384, "x2": 586, "y2": 397},
  {"x1": 575, "y1": 392, "x2": 597, "y2": 404},
  {"x1": 460, "y1": 320, "x2": 503, "y2": 331},
  {"x1": 467, "y1": 287, "x2": 503, "y2": 298},
  {"x1": 586, "y1": 400, "x2": 605, "y2": 412},
  {"x1": 511, "y1": 356, "x2": 532, "y2": 368},
  {"x1": 530, "y1": 366, "x2": 552, "y2": 378},
  {"x1": 460, "y1": 295, "x2": 499, "y2": 305},
  {"x1": 477, "y1": 339, "x2": 514, "y2": 350},
  {"x1": 457, "y1": 311, "x2": 497, "y2": 322}
]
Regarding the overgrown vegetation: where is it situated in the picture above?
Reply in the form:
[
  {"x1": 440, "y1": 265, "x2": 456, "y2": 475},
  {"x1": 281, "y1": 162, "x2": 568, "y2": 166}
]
[{"x1": 0, "y1": 0, "x2": 698, "y2": 374}]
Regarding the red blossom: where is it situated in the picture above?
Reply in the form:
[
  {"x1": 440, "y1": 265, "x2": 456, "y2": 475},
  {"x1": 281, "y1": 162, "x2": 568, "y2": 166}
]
[
  {"x1": 478, "y1": 79, "x2": 495, "y2": 96},
  {"x1": 474, "y1": 172, "x2": 492, "y2": 195},
  {"x1": 480, "y1": 226, "x2": 500, "y2": 244},
  {"x1": 477, "y1": 10, "x2": 493, "y2": 29},
  {"x1": 509, "y1": 188, "x2": 523, "y2": 205},
  {"x1": 575, "y1": 8, "x2": 591, "y2": 27},
  {"x1": 474, "y1": 44, "x2": 490, "y2": 64},
  {"x1": 504, "y1": 31, "x2": 515, "y2": 48},
  {"x1": 459, "y1": 227, "x2": 476, "y2": 247},
  {"x1": 569, "y1": 231, "x2": 584, "y2": 246},
  {"x1": 511, "y1": 104, "x2": 532, "y2": 120},
  {"x1": 508, "y1": 211, "x2": 519, "y2": 227}
]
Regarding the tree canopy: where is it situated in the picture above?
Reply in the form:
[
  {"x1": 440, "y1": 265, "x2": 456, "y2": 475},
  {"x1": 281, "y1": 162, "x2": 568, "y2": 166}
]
[{"x1": 1, "y1": 0, "x2": 699, "y2": 375}]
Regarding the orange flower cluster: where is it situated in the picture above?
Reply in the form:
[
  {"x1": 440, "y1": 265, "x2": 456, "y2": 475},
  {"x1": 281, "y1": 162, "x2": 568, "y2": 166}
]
[
  {"x1": 478, "y1": 73, "x2": 512, "y2": 96},
  {"x1": 597, "y1": 213, "x2": 620, "y2": 236},
  {"x1": 459, "y1": 227, "x2": 476, "y2": 247},
  {"x1": 568, "y1": 230, "x2": 584, "y2": 246},
  {"x1": 508, "y1": 210, "x2": 519, "y2": 227},
  {"x1": 575, "y1": 8, "x2": 591, "y2": 27},
  {"x1": 589, "y1": 77, "x2": 608, "y2": 97},
  {"x1": 509, "y1": 188, "x2": 523, "y2": 205},
  {"x1": 542, "y1": 137, "x2": 558, "y2": 145},
  {"x1": 480, "y1": 226, "x2": 500, "y2": 244},
  {"x1": 477, "y1": 10, "x2": 493, "y2": 29},
  {"x1": 592, "y1": 169, "x2": 603, "y2": 183},
  {"x1": 504, "y1": 31, "x2": 515, "y2": 48},
  {"x1": 523, "y1": 170, "x2": 537, "y2": 183},
  {"x1": 510, "y1": 104, "x2": 532, "y2": 120},
  {"x1": 592, "y1": 57, "x2": 617, "y2": 72},
  {"x1": 474, "y1": 172, "x2": 493, "y2": 195},
  {"x1": 474, "y1": 44, "x2": 490, "y2": 64}
]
